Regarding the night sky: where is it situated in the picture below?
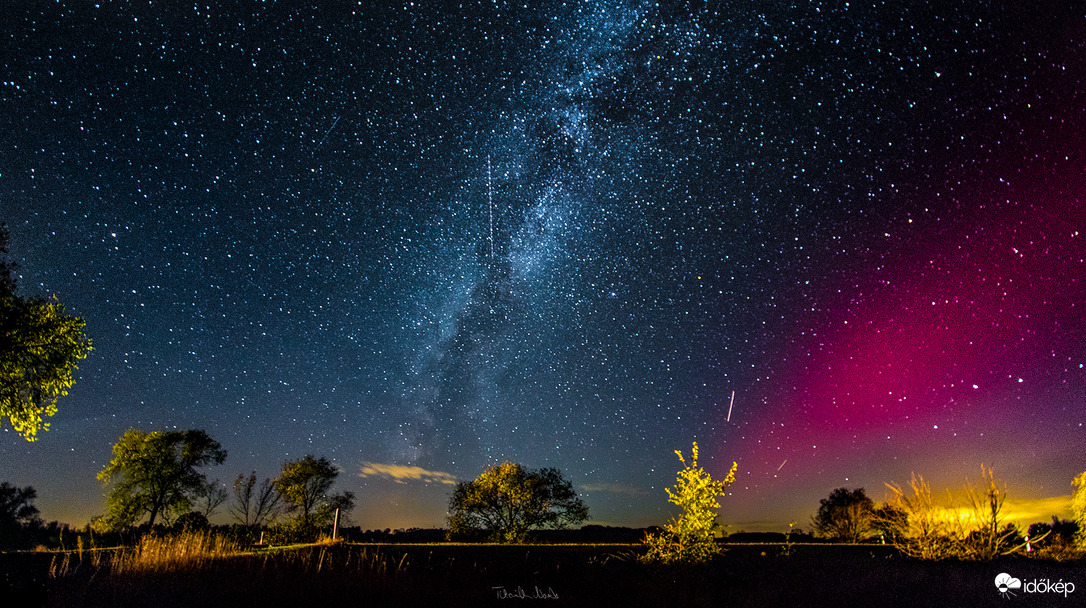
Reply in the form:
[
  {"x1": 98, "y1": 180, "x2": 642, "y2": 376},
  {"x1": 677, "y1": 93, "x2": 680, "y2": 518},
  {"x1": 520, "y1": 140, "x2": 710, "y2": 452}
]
[{"x1": 2, "y1": 1, "x2": 1084, "y2": 533}]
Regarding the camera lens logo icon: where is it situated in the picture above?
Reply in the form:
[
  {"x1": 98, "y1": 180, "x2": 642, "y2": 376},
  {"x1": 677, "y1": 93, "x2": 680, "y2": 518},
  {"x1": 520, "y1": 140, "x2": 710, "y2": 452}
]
[{"x1": 995, "y1": 573, "x2": 1022, "y2": 598}]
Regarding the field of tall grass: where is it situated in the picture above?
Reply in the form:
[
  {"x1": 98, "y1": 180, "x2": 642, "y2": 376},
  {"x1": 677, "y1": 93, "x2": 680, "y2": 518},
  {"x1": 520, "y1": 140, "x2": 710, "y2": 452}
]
[{"x1": 2, "y1": 531, "x2": 1082, "y2": 607}]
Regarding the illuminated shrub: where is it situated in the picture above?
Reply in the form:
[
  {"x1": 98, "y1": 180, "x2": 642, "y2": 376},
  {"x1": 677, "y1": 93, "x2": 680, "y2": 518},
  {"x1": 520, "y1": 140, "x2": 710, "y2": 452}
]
[{"x1": 641, "y1": 442, "x2": 737, "y2": 564}]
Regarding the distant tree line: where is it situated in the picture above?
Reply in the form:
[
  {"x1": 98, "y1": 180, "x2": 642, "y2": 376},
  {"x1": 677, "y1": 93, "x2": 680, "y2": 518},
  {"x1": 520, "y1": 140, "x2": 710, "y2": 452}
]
[{"x1": 348, "y1": 525, "x2": 652, "y2": 544}]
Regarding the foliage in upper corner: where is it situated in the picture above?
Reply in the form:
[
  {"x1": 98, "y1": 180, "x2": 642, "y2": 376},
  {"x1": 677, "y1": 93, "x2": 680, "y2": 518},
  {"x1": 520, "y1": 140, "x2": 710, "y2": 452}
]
[
  {"x1": 0, "y1": 224, "x2": 92, "y2": 441},
  {"x1": 447, "y1": 461, "x2": 589, "y2": 543},
  {"x1": 641, "y1": 442, "x2": 737, "y2": 564}
]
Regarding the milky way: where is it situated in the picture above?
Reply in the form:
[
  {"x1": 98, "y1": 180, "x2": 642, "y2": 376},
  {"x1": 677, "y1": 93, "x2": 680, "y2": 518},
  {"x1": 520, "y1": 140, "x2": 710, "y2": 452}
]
[{"x1": 1, "y1": 1, "x2": 1083, "y2": 530}]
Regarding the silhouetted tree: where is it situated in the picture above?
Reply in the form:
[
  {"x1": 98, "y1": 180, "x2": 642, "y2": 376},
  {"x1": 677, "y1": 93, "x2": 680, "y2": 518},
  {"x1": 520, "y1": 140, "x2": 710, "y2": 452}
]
[
  {"x1": 1027, "y1": 516, "x2": 1080, "y2": 559},
  {"x1": 812, "y1": 487, "x2": 875, "y2": 542},
  {"x1": 447, "y1": 462, "x2": 588, "y2": 543},
  {"x1": 641, "y1": 442, "x2": 737, "y2": 564},
  {"x1": 1029, "y1": 516, "x2": 1079, "y2": 543},
  {"x1": 97, "y1": 429, "x2": 227, "y2": 529},
  {"x1": 172, "y1": 511, "x2": 209, "y2": 530},
  {"x1": 872, "y1": 503, "x2": 908, "y2": 543},
  {"x1": 0, "y1": 224, "x2": 92, "y2": 441},
  {"x1": 0, "y1": 482, "x2": 43, "y2": 548},
  {"x1": 275, "y1": 455, "x2": 354, "y2": 533},
  {"x1": 231, "y1": 472, "x2": 282, "y2": 527}
]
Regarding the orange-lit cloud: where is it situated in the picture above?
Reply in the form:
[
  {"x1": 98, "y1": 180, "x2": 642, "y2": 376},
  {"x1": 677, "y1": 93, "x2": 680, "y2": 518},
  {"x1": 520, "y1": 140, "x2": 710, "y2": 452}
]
[{"x1": 359, "y1": 462, "x2": 459, "y2": 485}]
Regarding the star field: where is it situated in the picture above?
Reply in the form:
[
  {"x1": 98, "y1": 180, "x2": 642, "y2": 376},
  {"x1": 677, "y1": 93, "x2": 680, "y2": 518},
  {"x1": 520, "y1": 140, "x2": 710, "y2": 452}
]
[{"x1": 1, "y1": 1, "x2": 1084, "y2": 531}]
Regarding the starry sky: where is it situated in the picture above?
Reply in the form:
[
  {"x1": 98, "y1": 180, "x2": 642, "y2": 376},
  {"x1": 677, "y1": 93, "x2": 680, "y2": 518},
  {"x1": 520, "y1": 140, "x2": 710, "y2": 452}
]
[{"x1": 2, "y1": 1, "x2": 1084, "y2": 533}]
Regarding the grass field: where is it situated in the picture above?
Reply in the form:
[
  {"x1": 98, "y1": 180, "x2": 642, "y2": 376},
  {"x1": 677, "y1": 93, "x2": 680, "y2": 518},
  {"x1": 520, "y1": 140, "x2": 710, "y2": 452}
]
[{"x1": 3, "y1": 540, "x2": 1083, "y2": 607}]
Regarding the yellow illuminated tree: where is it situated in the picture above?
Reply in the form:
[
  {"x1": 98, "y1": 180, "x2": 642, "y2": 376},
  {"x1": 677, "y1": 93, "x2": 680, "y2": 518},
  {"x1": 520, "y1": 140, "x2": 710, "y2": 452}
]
[{"x1": 642, "y1": 442, "x2": 737, "y2": 564}]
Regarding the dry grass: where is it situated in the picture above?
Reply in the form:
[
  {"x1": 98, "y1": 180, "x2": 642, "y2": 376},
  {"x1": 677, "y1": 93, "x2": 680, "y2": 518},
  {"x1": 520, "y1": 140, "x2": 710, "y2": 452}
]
[
  {"x1": 110, "y1": 530, "x2": 243, "y2": 573},
  {"x1": 24, "y1": 541, "x2": 1086, "y2": 608}
]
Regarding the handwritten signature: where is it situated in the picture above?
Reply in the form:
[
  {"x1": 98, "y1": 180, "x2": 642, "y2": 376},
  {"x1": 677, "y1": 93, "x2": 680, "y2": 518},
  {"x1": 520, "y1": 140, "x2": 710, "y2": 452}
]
[{"x1": 493, "y1": 585, "x2": 559, "y2": 600}]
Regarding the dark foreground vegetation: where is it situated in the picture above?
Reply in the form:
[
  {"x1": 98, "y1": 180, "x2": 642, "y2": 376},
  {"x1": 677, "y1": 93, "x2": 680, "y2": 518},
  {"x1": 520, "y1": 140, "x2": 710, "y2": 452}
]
[{"x1": 4, "y1": 540, "x2": 1083, "y2": 608}]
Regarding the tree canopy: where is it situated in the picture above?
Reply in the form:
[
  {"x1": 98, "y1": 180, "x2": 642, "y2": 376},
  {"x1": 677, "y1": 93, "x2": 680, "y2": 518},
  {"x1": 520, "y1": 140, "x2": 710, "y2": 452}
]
[
  {"x1": 642, "y1": 441, "x2": 737, "y2": 564},
  {"x1": 447, "y1": 462, "x2": 589, "y2": 543},
  {"x1": 275, "y1": 455, "x2": 354, "y2": 532},
  {"x1": 0, "y1": 225, "x2": 92, "y2": 441},
  {"x1": 97, "y1": 429, "x2": 227, "y2": 529}
]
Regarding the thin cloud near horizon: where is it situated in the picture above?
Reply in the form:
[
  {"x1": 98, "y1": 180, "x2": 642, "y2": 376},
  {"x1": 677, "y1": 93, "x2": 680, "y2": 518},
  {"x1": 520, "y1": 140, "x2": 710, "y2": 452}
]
[{"x1": 581, "y1": 482, "x2": 651, "y2": 496}]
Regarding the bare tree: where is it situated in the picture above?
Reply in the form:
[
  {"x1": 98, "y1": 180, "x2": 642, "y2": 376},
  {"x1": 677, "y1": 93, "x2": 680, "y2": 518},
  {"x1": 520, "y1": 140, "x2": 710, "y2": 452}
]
[
  {"x1": 961, "y1": 466, "x2": 1023, "y2": 560},
  {"x1": 884, "y1": 474, "x2": 958, "y2": 559},
  {"x1": 195, "y1": 479, "x2": 229, "y2": 518},
  {"x1": 231, "y1": 472, "x2": 281, "y2": 527},
  {"x1": 885, "y1": 468, "x2": 1036, "y2": 560}
]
